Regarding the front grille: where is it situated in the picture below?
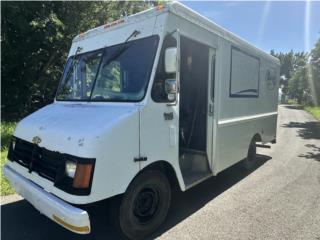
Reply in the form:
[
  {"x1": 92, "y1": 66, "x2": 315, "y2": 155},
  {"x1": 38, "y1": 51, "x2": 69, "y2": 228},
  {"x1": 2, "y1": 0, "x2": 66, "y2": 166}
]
[
  {"x1": 8, "y1": 138, "x2": 63, "y2": 182},
  {"x1": 8, "y1": 137, "x2": 95, "y2": 196}
]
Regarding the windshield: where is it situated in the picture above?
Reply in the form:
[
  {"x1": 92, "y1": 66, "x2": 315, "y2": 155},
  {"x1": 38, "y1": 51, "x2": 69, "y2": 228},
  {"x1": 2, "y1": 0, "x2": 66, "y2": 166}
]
[{"x1": 56, "y1": 35, "x2": 159, "y2": 102}]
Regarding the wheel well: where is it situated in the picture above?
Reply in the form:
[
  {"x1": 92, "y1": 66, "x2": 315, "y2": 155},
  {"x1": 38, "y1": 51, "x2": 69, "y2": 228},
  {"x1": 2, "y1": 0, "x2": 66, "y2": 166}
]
[
  {"x1": 139, "y1": 161, "x2": 180, "y2": 191},
  {"x1": 252, "y1": 133, "x2": 262, "y2": 143}
]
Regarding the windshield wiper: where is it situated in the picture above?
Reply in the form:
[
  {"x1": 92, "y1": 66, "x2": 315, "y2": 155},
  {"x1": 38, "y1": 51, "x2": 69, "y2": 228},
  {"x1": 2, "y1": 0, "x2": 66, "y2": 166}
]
[
  {"x1": 103, "y1": 30, "x2": 141, "y2": 67},
  {"x1": 89, "y1": 30, "x2": 141, "y2": 100}
]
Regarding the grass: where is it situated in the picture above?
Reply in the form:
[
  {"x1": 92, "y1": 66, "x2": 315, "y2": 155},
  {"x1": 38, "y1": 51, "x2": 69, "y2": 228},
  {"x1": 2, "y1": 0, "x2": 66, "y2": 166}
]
[
  {"x1": 287, "y1": 99, "x2": 298, "y2": 105},
  {"x1": 304, "y1": 106, "x2": 320, "y2": 121},
  {"x1": 1, "y1": 122, "x2": 16, "y2": 196}
]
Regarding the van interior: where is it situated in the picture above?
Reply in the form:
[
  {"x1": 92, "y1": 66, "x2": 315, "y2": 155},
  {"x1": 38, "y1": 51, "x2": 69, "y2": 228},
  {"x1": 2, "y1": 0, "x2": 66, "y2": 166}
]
[{"x1": 179, "y1": 36, "x2": 212, "y2": 187}]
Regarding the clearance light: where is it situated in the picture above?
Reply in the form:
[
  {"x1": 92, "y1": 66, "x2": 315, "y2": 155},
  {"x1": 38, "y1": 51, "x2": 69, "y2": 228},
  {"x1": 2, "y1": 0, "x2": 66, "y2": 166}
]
[
  {"x1": 104, "y1": 19, "x2": 125, "y2": 29},
  {"x1": 72, "y1": 163, "x2": 93, "y2": 189},
  {"x1": 78, "y1": 32, "x2": 87, "y2": 39}
]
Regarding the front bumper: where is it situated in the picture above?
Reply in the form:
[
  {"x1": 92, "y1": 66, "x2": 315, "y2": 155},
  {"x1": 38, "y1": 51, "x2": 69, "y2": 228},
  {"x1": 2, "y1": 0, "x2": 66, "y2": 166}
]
[{"x1": 4, "y1": 165, "x2": 91, "y2": 234}]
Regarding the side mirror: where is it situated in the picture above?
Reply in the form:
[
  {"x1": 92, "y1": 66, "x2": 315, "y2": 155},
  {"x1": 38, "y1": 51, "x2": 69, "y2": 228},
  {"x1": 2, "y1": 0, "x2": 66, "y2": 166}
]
[
  {"x1": 165, "y1": 79, "x2": 177, "y2": 94},
  {"x1": 165, "y1": 79, "x2": 177, "y2": 101},
  {"x1": 165, "y1": 47, "x2": 177, "y2": 74}
]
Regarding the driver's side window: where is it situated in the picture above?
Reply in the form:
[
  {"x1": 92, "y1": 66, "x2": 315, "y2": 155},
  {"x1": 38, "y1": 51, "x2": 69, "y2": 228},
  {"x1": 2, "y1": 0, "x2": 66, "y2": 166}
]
[{"x1": 151, "y1": 34, "x2": 177, "y2": 102}]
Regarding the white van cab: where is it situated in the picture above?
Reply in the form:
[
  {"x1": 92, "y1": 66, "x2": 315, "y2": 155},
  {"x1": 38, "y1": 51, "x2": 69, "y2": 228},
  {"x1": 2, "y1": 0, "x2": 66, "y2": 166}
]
[{"x1": 4, "y1": 2, "x2": 279, "y2": 239}]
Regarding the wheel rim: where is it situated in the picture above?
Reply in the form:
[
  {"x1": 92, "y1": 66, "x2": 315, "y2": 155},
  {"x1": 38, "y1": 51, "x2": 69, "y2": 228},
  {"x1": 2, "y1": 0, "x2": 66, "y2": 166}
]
[{"x1": 133, "y1": 187, "x2": 160, "y2": 224}]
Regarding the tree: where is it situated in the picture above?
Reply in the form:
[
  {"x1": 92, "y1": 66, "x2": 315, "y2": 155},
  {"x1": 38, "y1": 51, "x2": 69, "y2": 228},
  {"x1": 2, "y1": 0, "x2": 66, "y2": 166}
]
[
  {"x1": 271, "y1": 50, "x2": 308, "y2": 97},
  {"x1": 288, "y1": 66, "x2": 311, "y2": 105},
  {"x1": 1, "y1": 1, "x2": 157, "y2": 121},
  {"x1": 310, "y1": 38, "x2": 320, "y2": 105}
]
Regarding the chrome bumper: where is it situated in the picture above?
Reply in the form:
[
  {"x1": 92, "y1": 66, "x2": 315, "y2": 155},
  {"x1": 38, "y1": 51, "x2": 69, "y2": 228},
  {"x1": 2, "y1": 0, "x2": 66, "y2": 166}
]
[{"x1": 4, "y1": 165, "x2": 91, "y2": 234}]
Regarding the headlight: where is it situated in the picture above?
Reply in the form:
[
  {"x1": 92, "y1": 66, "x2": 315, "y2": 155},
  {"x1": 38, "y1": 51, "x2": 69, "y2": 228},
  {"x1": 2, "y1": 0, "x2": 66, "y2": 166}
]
[
  {"x1": 56, "y1": 156, "x2": 95, "y2": 195},
  {"x1": 65, "y1": 161, "x2": 77, "y2": 178}
]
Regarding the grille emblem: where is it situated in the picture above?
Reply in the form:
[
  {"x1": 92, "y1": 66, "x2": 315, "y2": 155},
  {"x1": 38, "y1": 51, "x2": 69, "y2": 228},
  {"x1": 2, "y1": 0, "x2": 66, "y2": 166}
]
[{"x1": 32, "y1": 136, "x2": 42, "y2": 145}]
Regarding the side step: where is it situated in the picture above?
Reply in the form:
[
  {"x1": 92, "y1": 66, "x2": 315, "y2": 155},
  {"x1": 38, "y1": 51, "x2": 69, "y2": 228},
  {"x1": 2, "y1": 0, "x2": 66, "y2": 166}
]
[
  {"x1": 179, "y1": 148, "x2": 212, "y2": 189},
  {"x1": 255, "y1": 143, "x2": 271, "y2": 149}
]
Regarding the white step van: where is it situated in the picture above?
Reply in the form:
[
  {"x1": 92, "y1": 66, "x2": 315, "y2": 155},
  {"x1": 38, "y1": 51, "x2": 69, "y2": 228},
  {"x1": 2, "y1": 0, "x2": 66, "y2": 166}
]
[{"x1": 4, "y1": 2, "x2": 279, "y2": 239}]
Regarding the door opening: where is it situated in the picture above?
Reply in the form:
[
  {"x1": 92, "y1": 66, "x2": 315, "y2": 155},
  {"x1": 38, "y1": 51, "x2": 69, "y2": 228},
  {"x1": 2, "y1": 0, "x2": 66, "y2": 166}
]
[{"x1": 179, "y1": 36, "x2": 212, "y2": 188}]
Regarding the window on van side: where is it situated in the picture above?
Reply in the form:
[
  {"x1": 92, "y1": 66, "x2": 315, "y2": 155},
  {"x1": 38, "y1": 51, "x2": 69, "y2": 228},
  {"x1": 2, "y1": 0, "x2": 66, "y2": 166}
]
[
  {"x1": 230, "y1": 47, "x2": 260, "y2": 98},
  {"x1": 151, "y1": 34, "x2": 177, "y2": 102}
]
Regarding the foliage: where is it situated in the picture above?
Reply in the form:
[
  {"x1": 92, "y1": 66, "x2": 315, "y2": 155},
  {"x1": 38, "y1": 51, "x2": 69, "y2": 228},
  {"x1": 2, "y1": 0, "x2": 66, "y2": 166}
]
[
  {"x1": 1, "y1": 1, "x2": 157, "y2": 121},
  {"x1": 287, "y1": 99, "x2": 298, "y2": 105},
  {"x1": 1, "y1": 151, "x2": 15, "y2": 196},
  {"x1": 1, "y1": 122, "x2": 17, "y2": 195},
  {"x1": 288, "y1": 66, "x2": 313, "y2": 105},
  {"x1": 304, "y1": 106, "x2": 320, "y2": 120},
  {"x1": 1, "y1": 121, "x2": 16, "y2": 151},
  {"x1": 310, "y1": 39, "x2": 320, "y2": 105},
  {"x1": 270, "y1": 50, "x2": 308, "y2": 97},
  {"x1": 271, "y1": 38, "x2": 320, "y2": 106}
]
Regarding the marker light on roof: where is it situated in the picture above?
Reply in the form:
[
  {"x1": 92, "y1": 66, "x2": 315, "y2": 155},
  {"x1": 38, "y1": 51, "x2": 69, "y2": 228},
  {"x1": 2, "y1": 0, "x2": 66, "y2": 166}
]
[
  {"x1": 104, "y1": 19, "x2": 125, "y2": 29},
  {"x1": 78, "y1": 32, "x2": 86, "y2": 39}
]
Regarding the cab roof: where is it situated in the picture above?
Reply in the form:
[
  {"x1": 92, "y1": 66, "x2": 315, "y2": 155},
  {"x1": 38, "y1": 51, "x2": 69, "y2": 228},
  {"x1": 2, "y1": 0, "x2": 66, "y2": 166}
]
[{"x1": 73, "y1": 1, "x2": 280, "y2": 65}]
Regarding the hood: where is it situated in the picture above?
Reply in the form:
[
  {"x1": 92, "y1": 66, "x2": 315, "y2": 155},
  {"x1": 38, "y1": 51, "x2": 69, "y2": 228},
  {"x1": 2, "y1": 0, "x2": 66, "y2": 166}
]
[{"x1": 14, "y1": 102, "x2": 140, "y2": 156}]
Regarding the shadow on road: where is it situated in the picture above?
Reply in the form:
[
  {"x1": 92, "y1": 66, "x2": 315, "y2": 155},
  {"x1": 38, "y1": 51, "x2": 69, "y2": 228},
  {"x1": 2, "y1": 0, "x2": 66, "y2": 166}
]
[
  {"x1": 283, "y1": 105, "x2": 303, "y2": 110},
  {"x1": 1, "y1": 154, "x2": 271, "y2": 240},
  {"x1": 282, "y1": 121, "x2": 320, "y2": 140},
  {"x1": 299, "y1": 144, "x2": 320, "y2": 162}
]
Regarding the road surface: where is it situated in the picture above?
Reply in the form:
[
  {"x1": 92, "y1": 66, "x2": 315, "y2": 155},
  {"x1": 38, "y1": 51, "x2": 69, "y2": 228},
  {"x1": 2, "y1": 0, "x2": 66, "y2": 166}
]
[{"x1": 1, "y1": 105, "x2": 320, "y2": 240}]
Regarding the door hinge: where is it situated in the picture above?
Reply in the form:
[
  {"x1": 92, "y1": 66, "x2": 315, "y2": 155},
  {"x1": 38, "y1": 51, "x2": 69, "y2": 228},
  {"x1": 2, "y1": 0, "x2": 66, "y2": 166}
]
[{"x1": 134, "y1": 156, "x2": 148, "y2": 162}]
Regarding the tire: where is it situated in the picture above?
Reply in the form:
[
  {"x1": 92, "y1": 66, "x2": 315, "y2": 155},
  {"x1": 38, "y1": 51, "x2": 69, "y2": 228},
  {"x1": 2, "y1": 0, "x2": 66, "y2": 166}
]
[
  {"x1": 242, "y1": 139, "x2": 257, "y2": 170},
  {"x1": 110, "y1": 170, "x2": 171, "y2": 240}
]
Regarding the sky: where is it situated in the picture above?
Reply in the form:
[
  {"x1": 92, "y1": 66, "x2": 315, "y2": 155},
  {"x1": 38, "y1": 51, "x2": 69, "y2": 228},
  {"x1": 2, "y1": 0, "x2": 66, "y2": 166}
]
[{"x1": 181, "y1": 1, "x2": 320, "y2": 54}]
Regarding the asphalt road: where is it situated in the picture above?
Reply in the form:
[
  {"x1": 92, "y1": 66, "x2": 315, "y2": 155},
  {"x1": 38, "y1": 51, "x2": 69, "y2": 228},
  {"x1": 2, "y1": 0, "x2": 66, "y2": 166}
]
[{"x1": 1, "y1": 105, "x2": 320, "y2": 240}]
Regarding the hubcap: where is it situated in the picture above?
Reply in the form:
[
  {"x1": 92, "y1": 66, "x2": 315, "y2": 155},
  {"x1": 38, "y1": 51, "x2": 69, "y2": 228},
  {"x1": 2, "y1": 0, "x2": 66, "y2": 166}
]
[{"x1": 133, "y1": 187, "x2": 160, "y2": 224}]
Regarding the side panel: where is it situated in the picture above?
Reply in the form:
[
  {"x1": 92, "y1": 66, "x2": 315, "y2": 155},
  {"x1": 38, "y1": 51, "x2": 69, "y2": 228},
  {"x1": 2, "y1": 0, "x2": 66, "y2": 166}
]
[
  {"x1": 214, "y1": 39, "x2": 279, "y2": 174},
  {"x1": 139, "y1": 12, "x2": 279, "y2": 186}
]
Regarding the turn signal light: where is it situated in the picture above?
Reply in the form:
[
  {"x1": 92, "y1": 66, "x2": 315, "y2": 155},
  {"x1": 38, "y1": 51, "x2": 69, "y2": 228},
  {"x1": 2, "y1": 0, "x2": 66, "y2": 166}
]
[{"x1": 72, "y1": 164, "x2": 93, "y2": 189}]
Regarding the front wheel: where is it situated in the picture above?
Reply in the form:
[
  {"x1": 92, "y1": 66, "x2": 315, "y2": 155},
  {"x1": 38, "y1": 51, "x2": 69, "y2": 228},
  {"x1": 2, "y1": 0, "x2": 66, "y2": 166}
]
[{"x1": 111, "y1": 170, "x2": 171, "y2": 240}]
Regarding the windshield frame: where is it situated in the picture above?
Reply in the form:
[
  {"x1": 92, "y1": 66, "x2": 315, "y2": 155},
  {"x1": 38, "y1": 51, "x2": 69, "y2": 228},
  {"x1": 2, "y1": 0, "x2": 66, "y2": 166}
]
[{"x1": 55, "y1": 35, "x2": 160, "y2": 103}]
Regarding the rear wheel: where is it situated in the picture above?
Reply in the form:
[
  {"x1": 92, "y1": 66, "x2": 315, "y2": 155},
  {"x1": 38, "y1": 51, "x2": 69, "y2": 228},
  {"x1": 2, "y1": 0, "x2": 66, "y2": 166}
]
[
  {"x1": 110, "y1": 170, "x2": 171, "y2": 240},
  {"x1": 242, "y1": 139, "x2": 257, "y2": 170}
]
